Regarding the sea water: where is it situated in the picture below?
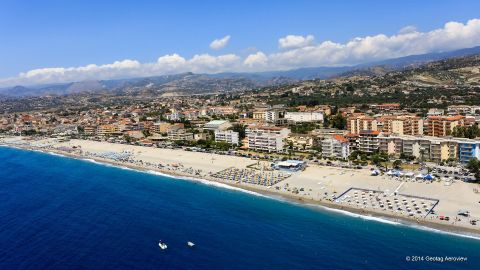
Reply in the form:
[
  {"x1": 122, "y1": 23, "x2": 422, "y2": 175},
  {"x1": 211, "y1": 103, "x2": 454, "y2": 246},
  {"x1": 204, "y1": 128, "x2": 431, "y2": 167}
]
[{"x1": 0, "y1": 147, "x2": 479, "y2": 269}]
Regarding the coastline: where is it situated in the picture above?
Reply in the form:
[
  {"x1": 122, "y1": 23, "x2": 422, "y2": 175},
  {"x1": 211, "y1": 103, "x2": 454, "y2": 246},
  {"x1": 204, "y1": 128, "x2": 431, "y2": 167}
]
[{"x1": 1, "y1": 139, "x2": 480, "y2": 240}]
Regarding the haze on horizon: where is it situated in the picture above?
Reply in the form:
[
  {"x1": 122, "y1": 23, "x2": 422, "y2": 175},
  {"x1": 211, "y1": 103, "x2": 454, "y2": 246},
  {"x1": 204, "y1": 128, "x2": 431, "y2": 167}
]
[{"x1": 1, "y1": 0, "x2": 480, "y2": 87}]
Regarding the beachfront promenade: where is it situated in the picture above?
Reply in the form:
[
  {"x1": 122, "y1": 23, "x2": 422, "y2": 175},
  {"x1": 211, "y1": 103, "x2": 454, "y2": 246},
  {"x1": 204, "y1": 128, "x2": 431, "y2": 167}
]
[{"x1": 2, "y1": 136, "x2": 479, "y2": 234}]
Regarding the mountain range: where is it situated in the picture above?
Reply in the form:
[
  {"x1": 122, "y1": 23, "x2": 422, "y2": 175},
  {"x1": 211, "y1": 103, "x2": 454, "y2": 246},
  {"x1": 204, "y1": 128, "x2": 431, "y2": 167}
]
[{"x1": 2, "y1": 46, "x2": 480, "y2": 98}]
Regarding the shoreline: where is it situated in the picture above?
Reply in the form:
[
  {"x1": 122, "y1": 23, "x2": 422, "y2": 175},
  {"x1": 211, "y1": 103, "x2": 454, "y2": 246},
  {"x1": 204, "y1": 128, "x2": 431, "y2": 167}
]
[{"x1": 2, "y1": 142, "x2": 480, "y2": 240}]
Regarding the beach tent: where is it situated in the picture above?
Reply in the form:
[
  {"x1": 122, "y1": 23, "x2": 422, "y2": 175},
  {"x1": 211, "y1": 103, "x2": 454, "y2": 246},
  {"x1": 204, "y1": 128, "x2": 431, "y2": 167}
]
[
  {"x1": 386, "y1": 170, "x2": 394, "y2": 176},
  {"x1": 423, "y1": 174, "x2": 434, "y2": 181},
  {"x1": 404, "y1": 172, "x2": 414, "y2": 178},
  {"x1": 393, "y1": 171, "x2": 402, "y2": 177},
  {"x1": 371, "y1": 170, "x2": 380, "y2": 176}
]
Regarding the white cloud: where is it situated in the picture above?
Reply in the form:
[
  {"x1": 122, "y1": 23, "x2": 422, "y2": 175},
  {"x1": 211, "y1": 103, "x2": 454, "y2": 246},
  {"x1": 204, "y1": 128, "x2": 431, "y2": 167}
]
[
  {"x1": 244, "y1": 52, "x2": 268, "y2": 68},
  {"x1": 209, "y1": 35, "x2": 231, "y2": 50},
  {"x1": 398, "y1": 25, "x2": 417, "y2": 34},
  {"x1": 278, "y1": 35, "x2": 315, "y2": 49},
  {"x1": 2, "y1": 18, "x2": 480, "y2": 87},
  {"x1": 268, "y1": 18, "x2": 480, "y2": 69}
]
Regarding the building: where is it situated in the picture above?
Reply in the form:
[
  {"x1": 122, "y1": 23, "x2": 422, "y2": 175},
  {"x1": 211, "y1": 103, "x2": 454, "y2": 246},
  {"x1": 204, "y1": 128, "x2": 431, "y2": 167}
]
[
  {"x1": 321, "y1": 135, "x2": 350, "y2": 159},
  {"x1": 167, "y1": 129, "x2": 194, "y2": 141},
  {"x1": 382, "y1": 115, "x2": 424, "y2": 136},
  {"x1": 245, "y1": 125, "x2": 290, "y2": 152},
  {"x1": 378, "y1": 135, "x2": 403, "y2": 156},
  {"x1": 378, "y1": 134, "x2": 460, "y2": 162},
  {"x1": 97, "y1": 124, "x2": 120, "y2": 136},
  {"x1": 252, "y1": 109, "x2": 284, "y2": 123},
  {"x1": 358, "y1": 130, "x2": 380, "y2": 153},
  {"x1": 203, "y1": 120, "x2": 232, "y2": 131},
  {"x1": 215, "y1": 130, "x2": 239, "y2": 145},
  {"x1": 151, "y1": 122, "x2": 184, "y2": 134},
  {"x1": 347, "y1": 115, "x2": 379, "y2": 134},
  {"x1": 447, "y1": 105, "x2": 480, "y2": 115},
  {"x1": 371, "y1": 103, "x2": 401, "y2": 111},
  {"x1": 426, "y1": 115, "x2": 465, "y2": 137},
  {"x1": 429, "y1": 138, "x2": 458, "y2": 162},
  {"x1": 427, "y1": 108, "x2": 444, "y2": 116},
  {"x1": 285, "y1": 134, "x2": 314, "y2": 151},
  {"x1": 83, "y1": 126, "x2": 97, "y2": 135},
  {"x1": 284, "y1": 112, "x2": 324, "y2": 123},
  {"x1": 457, "y1": 140, "x2": 480, "y2": 163}
]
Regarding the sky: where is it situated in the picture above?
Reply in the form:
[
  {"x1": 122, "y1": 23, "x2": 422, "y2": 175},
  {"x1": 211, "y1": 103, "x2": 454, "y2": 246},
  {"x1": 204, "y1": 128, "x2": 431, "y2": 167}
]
[{"x1": 1, "y1": 0, "x2": 480, "y2": 87}]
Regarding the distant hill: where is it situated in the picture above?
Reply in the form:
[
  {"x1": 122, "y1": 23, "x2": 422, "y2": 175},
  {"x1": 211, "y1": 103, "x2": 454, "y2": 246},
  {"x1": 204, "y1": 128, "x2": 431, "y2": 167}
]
[{"x1": 1, "y1": 45, "x2": 480, "y2": 97}]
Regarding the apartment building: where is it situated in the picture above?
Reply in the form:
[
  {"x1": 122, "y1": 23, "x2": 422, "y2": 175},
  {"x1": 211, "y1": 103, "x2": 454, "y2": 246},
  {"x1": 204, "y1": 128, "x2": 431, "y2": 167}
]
[
  {"x1": 97, "y1": 124, "x2": 120, "y2": 136},
  {"x1": 245, "y1": 125, "x2": 290, "y2": 152},
  {"x1": 252, "y1": 110, "x2": 284, "y2": 123},
  {"x1": 358, "y1": 130, "x2": 380, "y2": 153},
  {"x1": 321, "y1": 135, "x2": 350, "y2": 159},
  {"x1": 377, "y1": 134, "x2": 467, "y2": 162},
  {"x1": 167, "y1": 129, "x2": 194, "y2": 141},
  {"x1": 378, "y1": 136, "x2": 403, "y2": 156},
  {"x1": 347, "y1": 115, "x2": 378, "y2": 134},
  {"x1": 385, "y1": 116, "x2": 424, "y2": 136},
  {"x1": 284, "y1": 112, "x2": 324, "y2": 123},
  {"x1": 215, "y1": 130, "x2": 239, "y2": 145},
  {"x1": 457, "y1": 140, "x2": 480, "y2": 163},
  {"x1": 447, "y1": 105, "x2": 480, "y2": 115},
  {"x1": 426, "y1": 115, "x2": 465, "y2": 137},
  {"x1": 151, "y1": 122, "x2": 184, "y2": 134}
]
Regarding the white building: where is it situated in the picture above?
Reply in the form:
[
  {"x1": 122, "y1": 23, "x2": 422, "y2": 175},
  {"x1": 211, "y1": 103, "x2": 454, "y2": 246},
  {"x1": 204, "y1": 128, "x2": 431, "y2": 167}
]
[
  {"x1": 284, "y1": 112, "x2": 324, "y2": 123},
  {"x1": 447, "y1": 105, "x2": 480, "y2": 115},
  {"x1": 245, "y1": 125, "x2": 290, "y2": 152},
  {"x1": 215, "y1": 130, "x2": 239, "y2": 145},
  {"x1": 252, "y1": 110, "x2": 284, "y2": 123},
  {"x1": 321, "y1": 135, "x2": 350, "y2": 159}
]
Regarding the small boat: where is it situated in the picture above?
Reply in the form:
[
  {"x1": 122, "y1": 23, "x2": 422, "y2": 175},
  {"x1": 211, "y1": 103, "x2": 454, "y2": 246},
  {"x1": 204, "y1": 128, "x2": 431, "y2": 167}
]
[
  {"x1": 187, "y1": 241, "x2": 195, "y2": 247},
  {"x1": 158, "y1": 240, "x2": 168, "y2": 250}
]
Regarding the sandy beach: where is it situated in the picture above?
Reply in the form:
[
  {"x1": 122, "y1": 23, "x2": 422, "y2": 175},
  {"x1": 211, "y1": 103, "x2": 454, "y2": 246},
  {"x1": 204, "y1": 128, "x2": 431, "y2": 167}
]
[{"x1": 2, "y1": 136, "x2": 480, "y2": 237}]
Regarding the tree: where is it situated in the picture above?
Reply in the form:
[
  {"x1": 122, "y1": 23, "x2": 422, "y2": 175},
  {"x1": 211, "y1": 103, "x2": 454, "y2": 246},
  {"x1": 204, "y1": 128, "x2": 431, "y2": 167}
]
[
  {"x1": 466, "y1": 158, "x2": 480, "y2": 181},
  {"x1": 349, "y1": 150, "x2": 361, "y2": 161},
  {"x1": 331, "y1": 113, "x2": 346, "y2": 130},
  {"x1": 230, "y1": 124, "x2": 246, "y2": 139},
  {"x1": 287, "y1": 141, "x2": 294, "y2": 158},
  {"x1": 392, "y1": 160, "x2": 402, "y2": 169},
  {"x1": 142, "y1": 129, "x2": 151, "y2": 137}
]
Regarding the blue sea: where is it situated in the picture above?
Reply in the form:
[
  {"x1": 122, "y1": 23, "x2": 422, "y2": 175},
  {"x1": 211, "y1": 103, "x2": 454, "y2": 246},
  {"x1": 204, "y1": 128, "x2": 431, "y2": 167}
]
[{"x1": 0, "y1": 147, "x2": 479, "y2": 269}]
